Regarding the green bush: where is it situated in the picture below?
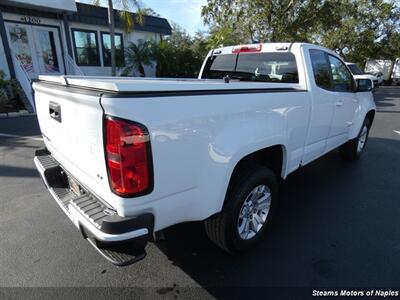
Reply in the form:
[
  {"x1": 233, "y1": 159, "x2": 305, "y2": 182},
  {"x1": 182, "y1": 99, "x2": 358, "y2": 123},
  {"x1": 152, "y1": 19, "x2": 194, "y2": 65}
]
[{"x1": 0, "y1": 70, "x2": 10, "y2": 110}]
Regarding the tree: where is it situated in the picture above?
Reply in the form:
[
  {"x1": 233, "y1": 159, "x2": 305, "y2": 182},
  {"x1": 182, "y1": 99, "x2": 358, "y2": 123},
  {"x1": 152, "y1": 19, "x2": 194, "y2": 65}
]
[
  {"x1": 147, "y1": 39, "x2": 168, "y2": 77},
  {"x1": 379, "y1": 32, "x2": 400, "y2": 61},
  {"x1": 201, "y1": 0, "x2": 400, "y2": 67},
  {"x1": 151, "y1": 24, "x2": 205, "y2": 78},
  {"x1": 192, "y1": 31, "x2": 210, "y2": 62},
  {"x1": 140, "y1": 7, "x2": 160, "y2": 17},
  {"x1": 319, "y1": 0, "x2": 400, "y2": 66},
  {"x1": 94, "y1": 0, "x2": 144, "y2": 76},
  {"x1": 123, "y1": 40, "x2": 154, "y2": 76},
  {"x1": 205, "y1": 24, "x2": 241, "y2": 49},
  {"x1": 201, "y1": 0, "x2": 335, "y2": 43}
]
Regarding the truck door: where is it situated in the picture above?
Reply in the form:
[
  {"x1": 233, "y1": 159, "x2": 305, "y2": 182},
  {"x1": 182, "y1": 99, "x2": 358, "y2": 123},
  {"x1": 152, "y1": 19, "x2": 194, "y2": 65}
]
[
  {"x1": 302, "y1": 49, "x2": 336, "y2": 164},
  {"x1": 325, "y1": 55, "x2": 358, "y2": 150}
]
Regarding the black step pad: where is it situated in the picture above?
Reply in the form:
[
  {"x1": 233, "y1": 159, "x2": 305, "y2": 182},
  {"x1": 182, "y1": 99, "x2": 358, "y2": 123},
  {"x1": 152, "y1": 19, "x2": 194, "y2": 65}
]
[
  {"x1": 70, "y1": 194, "x2": 113, "y2": 227},
  {"x1": 87, "y1": 238, "x2": 146, "y2": 266}
]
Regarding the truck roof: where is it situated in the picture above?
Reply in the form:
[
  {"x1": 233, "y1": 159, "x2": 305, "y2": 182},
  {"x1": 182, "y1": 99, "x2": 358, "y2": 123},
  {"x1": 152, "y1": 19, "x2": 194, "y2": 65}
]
[{"x1": 210, "y1": 42, "x2": 332, "y2": 56}]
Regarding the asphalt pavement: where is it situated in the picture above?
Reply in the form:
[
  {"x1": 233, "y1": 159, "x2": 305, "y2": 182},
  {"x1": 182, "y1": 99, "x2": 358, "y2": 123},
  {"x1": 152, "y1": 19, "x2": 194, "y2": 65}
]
[{"x1": 0, "y1": 87, "x2": 399, "y2": 299}]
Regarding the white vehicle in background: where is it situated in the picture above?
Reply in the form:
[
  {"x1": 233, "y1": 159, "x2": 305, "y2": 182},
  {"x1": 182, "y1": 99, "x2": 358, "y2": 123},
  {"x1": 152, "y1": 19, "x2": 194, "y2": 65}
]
[
  {"x1": 371, "y1": 72, "x2": 384, "y2": 85},
  {"x1": 365, "y1": 59, "x2": 394, "y2": 82},
  {"x1": 391, "y1": 58, "x2": 400, "y2": 85},
  {"x1": 33, "y1": 43, "x2": 376, "y2": 266},
  {"x1": 346, "y1": 62, "x2": 380, "y2": 87}
]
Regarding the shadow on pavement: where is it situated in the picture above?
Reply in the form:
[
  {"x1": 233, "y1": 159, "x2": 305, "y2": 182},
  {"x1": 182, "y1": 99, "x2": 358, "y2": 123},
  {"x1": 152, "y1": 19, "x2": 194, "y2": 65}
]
[
  {"x1": 0, "y1": 115, "x2": 40, "y2": 137},
  {"x1": 374, "y1": 87, "x2": 399, "y2": 110},
  {"x1": 0, "y1": 135, "x2": 42, "y2": 151},
  {"x1": 0, "y1": 165, "x2": 39, "y2": 178},
  {"x1": 154, "y1": 137, "x2": 400, "y2": 298}
]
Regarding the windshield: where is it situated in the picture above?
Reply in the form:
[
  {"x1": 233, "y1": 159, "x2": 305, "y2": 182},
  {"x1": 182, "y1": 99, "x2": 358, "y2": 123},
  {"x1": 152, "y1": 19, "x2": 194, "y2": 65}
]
[
  {"x1": 201, "y1": 52, "x2": 299, "y2": 83},
  {"x1": 347, "y1": 64, "x2": 364, "y2": 75}
]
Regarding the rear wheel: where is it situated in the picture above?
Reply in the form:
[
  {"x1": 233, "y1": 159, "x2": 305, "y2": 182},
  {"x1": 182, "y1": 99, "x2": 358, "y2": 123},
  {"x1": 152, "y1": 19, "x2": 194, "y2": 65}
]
[
  {"x1": 340, "y1": 118, "x2": 371, "y2": 160},
  {"x1": 204, "y1": 165, "x2": 278, "y2": 254}
]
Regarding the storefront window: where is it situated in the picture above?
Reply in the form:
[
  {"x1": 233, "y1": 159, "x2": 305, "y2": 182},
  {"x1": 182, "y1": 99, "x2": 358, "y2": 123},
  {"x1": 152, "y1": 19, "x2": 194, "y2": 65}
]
[
  {"x1": 72, "y1": 29, "x2": 100, "y2": 66},
  {"x1": 37, "y1": 30, "x2": 59, "y2": 72},
  {"x1": 101, "y1": 33, "x2": 124, "y2": 67},
  {"x1": 8, "y1": 26, "x2": 35, "y2": 73}
]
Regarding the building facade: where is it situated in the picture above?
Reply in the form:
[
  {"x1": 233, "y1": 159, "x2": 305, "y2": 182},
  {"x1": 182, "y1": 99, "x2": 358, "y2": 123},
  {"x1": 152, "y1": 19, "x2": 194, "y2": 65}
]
[{"x1": 0, "y1": 0, "x2": 171, "y2": 111}]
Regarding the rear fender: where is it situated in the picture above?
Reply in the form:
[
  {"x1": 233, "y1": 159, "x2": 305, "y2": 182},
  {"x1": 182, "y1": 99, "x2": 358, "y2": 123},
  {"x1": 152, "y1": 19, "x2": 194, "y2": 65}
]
[{"x1": 210, "y1": 115, "x2": 287, "y2": 213}]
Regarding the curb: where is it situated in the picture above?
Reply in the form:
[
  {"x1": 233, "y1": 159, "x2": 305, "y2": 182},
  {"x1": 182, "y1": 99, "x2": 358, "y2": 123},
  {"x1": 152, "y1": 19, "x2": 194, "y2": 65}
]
[{"x1": 0, "y1": 110, "x2": 36, "y2": 119}]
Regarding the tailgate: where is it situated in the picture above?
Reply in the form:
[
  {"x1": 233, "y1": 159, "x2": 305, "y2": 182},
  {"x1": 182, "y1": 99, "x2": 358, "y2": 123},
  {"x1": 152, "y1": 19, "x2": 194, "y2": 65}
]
[{"x1": 33, "y1": 81, "x2": 112, "y2": 206}]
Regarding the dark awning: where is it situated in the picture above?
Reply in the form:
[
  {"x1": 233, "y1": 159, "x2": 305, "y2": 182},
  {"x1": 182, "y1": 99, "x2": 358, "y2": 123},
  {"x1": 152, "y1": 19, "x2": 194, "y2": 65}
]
[
  {"x1": 68, "y1": 3, "x2": 172, "y2": 35},
  {"x1": 0, "y1": 2, "x2": 172, "y2": 35}
]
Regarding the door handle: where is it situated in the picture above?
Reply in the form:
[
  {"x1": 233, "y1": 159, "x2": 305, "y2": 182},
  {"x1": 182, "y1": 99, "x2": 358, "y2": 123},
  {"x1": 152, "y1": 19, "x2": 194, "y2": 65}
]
[
  {"x1": 49, "y1": 101, "x2": 62, "y2": 122},
  {"x1": 335, "y1": 100, "x2": 344, "y2": 107}
]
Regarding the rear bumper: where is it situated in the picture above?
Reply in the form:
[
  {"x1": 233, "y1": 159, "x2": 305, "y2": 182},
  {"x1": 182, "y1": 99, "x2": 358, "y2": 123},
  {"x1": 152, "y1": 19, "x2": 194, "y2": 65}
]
[{"x1": 34, "y1": 148, "x2": 154, "y2": 265}]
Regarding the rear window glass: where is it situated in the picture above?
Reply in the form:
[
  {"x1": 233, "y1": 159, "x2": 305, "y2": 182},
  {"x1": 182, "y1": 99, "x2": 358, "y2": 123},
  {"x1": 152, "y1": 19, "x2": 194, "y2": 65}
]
[
  {"x1": 347, "y1": 64, "x2": 364, "y2": 75},
  {"x1": 309, "y1": 49, "x2": 332, "y2": 89},
  {"x1": 201, "y1": 52, "x2": 299, "y2": 83}
]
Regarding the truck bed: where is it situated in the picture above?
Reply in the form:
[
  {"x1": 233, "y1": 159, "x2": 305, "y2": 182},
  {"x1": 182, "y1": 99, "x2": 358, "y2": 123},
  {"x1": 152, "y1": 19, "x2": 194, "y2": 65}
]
[{"x1": 38, "y1": 75, "x2": 304, "y2": 93}]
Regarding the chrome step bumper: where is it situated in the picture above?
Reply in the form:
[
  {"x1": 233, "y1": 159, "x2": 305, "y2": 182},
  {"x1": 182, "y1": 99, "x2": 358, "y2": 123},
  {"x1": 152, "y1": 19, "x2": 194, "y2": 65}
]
[{"x1": 34, "y1": 148, "x2": 154, "y2": 266}]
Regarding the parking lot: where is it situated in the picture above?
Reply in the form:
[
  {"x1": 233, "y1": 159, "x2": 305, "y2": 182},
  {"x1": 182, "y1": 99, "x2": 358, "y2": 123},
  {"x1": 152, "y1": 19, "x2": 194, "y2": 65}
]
[{"x1": 0, "y1": 87, "x2": 399, "y2": 299}]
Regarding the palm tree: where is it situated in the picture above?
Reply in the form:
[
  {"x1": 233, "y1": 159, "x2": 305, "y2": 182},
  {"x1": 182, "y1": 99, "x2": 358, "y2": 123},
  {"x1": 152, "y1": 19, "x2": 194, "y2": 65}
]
[
  {"x1": 148, "y1": 39, "x2": 169, "y2": 77},
  {"x1": 94, "y1": 0, "x2": 144, "y2": 76},
  {"x1": 122, "y1": 40, "x2": 153, "y2": 76}
]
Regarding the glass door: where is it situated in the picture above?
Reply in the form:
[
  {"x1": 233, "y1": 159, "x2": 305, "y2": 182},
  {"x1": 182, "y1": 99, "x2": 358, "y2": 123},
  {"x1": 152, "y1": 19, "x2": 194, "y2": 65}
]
[
  {"x1": 5, "y1": 23, "x2": 40, "y2": 79},
  {"x1": 5, "y1": 23, "x2": 65, "y2": 79},
  {"x1": 32, "y1": 27, "x2": 64, "y2": 75}
]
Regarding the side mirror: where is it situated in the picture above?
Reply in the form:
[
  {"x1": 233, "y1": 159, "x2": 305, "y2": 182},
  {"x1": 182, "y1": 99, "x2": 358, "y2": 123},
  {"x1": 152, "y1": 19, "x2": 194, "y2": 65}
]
[{"x1": 356, "y1": 79, "x2": 373, "y2": 92}]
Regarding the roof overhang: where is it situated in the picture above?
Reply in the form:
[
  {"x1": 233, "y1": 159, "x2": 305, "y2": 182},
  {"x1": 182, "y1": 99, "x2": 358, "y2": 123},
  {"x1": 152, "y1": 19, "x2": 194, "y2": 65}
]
[
  {"x1": 1, "y1": 0, "x2": 77, "y2": 13},
  {"x1": 69, "y1": 3, "x2": 172, "y2": 35}
]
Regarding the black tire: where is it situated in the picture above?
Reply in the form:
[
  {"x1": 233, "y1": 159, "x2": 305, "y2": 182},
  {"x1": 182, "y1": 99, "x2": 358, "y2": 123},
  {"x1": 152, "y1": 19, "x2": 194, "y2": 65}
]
[
  {"x1": 340, "y1": 118, "x2": 371, "y2": 161},
  {"x1": 204, "y1": 165, "x2": 278, "y2": 254}
]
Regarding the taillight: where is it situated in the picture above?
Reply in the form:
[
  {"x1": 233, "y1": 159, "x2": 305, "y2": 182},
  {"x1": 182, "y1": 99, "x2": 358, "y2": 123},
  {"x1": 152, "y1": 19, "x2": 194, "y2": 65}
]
[
  {"x1": 232, "y1": 44, "x2": 262, "y2": 53},
  {"x1": 104, "y1": 116, "x2": 153, "y2": 197}
]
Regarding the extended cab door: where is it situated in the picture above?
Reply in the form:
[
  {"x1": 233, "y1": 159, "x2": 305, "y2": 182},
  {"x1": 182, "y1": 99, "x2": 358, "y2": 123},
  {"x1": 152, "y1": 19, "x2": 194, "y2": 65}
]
[
  {"x1": 325, "y1": 55, "x2": 358, "y2": 150},
  {"x1": 302, "y1": 48, "x2": 336, "y2": 164},
  {"x1": 302, "y1": 48, "x2": 358, "y2": 165}
]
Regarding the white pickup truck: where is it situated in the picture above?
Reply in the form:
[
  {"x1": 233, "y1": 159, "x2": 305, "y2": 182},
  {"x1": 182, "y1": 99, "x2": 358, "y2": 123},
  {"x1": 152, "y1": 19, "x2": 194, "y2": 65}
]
[{"x1": 33, "y1": 43, "x2": 376, "y2": 266}]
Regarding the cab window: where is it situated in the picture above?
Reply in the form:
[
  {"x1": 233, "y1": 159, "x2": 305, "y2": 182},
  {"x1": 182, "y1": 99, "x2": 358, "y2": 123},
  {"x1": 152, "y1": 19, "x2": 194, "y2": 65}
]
[
  {"x1": 309, "y1": 49, "x2": 331, "y2": 89},
  {"x1": 328, "y1": 55, "x2": 354, "y2": 92},
  {"x1": 309, "y1": 49, "x2": 354, "y2": 92},
  {"x1": 201, "y1": 52, "x2": 299, "y2": 83}
]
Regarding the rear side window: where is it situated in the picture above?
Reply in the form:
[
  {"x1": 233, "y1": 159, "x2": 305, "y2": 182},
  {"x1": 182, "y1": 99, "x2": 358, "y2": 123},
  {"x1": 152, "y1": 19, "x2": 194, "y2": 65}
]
[
  {"x1": 309, "y1": 49, "x2": 331, "y2": 89},
  {"x1": 347, "y1": 63, "x2": 363, "y2": 75},
  {"x1": 201, "y1": 52, "x2": 299, "y2": 83},
  {"x1": 201, "y1": 54, "x2": 237, "y2": 78}
]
